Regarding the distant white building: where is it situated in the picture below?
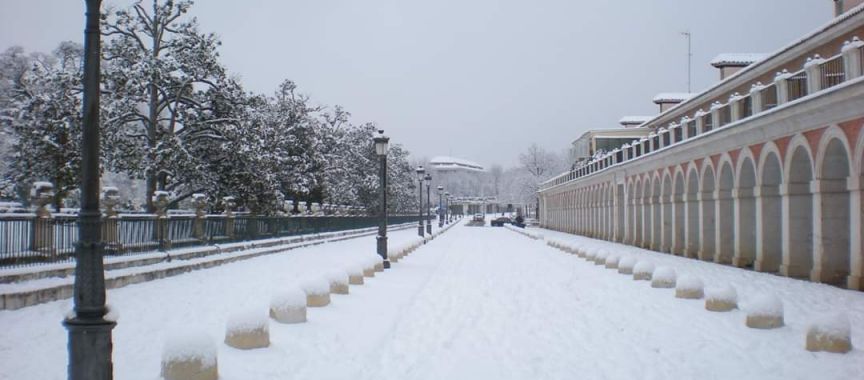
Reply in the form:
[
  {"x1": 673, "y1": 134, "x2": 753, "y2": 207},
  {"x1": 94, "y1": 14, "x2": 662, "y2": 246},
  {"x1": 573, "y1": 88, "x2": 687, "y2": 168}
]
[
  {"x1": 428, "y1": 156, "x2": 485, "y2": 172},
  {"x1": 428, "y1": 156, "x2": 486, "y2": 199}
]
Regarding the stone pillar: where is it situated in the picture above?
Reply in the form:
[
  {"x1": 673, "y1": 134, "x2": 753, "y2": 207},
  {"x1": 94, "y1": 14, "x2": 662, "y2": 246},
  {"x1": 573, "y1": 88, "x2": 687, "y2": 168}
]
[
  {"x1": 804, "y1": 55, "x2": 824, "y2": 94},
  {"x1": 849, "y1": 176, "x2": 863, "y2": 290},
  {"x1": 223, "y1": 196, "x2": 236, "y2": 239},
  {"x1": 681, "y1": 117, "x2": 692, "y2": 139},
  {"x1": 101, "y1": 187, "x2": 121, "y2": 253},
  {"x1": 810, "y1": 178, "x2": 849, "y2": 285},
  {"x1": 30, "y1": 182, "x2": 55, "y2": 255},
  {"x1": 710, "y1": 102, "x2": 722, "y2": 129},
  {"x1": 729, "y1": 93, "x2": 742, "y2": 122},
  {"x1": 774, "y1": 70, "x2": 792, "y2": 105},
  {"x1": 841, "y1": 37, "x2": 864, "y2": 81},
  {"x1": 749, "y1": 83, "x2": 764, "y2": 114},
  {"x1": 153, "y1": 191, "x2": 171, "y2": 251},
  {"x1": 694, "y1": 110, "x2": 706, "y2": 135},
  {"x1": 192, "y1": 193, "x2": 207, "y2": 241}
]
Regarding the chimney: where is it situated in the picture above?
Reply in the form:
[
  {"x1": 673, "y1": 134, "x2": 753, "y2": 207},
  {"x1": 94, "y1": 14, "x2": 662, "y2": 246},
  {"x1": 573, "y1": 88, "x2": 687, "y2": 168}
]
[
  {"x1": 710, "y1": 54, "x2": 767, "y2": 80},
  {"x1": 835, "y1": 0, "x2": 864, "y2": 16},
  {"x1": 653, "y1": 93, "x2": 693, "y2": 113}
]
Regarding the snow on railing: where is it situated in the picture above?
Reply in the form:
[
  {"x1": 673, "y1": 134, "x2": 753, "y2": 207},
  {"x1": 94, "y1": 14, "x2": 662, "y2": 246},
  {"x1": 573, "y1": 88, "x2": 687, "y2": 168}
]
[{"x1": 538, "y1": 34, "x2": 864, "y2": 192}]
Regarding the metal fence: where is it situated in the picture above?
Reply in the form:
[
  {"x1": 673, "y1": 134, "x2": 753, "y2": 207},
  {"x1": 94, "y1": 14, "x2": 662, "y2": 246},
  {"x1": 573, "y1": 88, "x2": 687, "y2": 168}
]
[
  {"x1": 820, "y1": 55, "x2": 845, "y2": 89},
  {"x1": 787, "y1": 70, "x2": 808, "y2": 101},
  {"x1": 0, "y1": 213, "x2": 427, "y2": 268}
]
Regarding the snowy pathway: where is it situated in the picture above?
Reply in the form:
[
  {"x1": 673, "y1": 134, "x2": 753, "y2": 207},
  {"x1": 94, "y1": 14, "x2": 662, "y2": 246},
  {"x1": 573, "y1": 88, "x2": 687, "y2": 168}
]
[{"x1": 0, "y1": 223, "x2": 862, "y2": 379}]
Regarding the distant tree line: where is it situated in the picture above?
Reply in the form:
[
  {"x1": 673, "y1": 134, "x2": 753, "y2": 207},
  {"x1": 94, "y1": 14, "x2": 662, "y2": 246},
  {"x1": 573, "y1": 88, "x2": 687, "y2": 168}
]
[{"x1": 0, "y1": 0, "x2": 419, "y2": 215}]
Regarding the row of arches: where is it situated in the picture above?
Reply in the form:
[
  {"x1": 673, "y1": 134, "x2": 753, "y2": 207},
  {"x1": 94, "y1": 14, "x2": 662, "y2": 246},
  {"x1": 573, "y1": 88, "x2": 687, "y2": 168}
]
[{"x1": 542, "y1": 124, "x2": 864, "y2": 289}]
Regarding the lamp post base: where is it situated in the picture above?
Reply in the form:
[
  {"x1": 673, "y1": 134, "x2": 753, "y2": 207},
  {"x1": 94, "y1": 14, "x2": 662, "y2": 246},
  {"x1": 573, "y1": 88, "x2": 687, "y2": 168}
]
[
  {"x1": 426, "y1": 224, "x2": 432, "y2": 234},
  {"x1": 376, "y1": 235, "x2": 388, "y2": 269},
  {"x1": 417, "y1": 226, "x2": 424, "y2": 237},
  {"x1": 64, "y1": 316, "x2": 116, "y2": 380}
]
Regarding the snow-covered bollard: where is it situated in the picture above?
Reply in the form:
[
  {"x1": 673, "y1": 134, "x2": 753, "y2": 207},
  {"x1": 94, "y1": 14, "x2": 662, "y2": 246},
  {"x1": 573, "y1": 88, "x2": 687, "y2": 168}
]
[
  {"x1": 362, "y1": 257, "x2": 376, "y2": 278},
  {"x1": 347, "y1": 266, "x2": 364, "y2": 285},
  {"x1": 326, "y1": 270, "x2": 350, "y2": 295},
  {"x1": 632, "y1": 261, "x2": 655, "y2": 281},
  {"x1": 746, "y1": 294, "x2": 784, "y2": 329},
  {"x1": 372, "y1": 255, "x2": 384, "y2": 272},
  {"x1": 705, "y1": 285, "x2": 738, "y2": 311},
  {"x1": 618, "y1": 257, "x2": 636, "y2": 274},
  {"x1": 605, "y1": 254, "x2": 619, "y2": 269},
  {"x1": 651, "y1": 266, "x2": 676, "y2": 288},
  {"x1": 270, "y1": 288, "x2": 307, "y2": 324},
  {"x1": 302, "y1": 277, "x2": 331, "y2": 307},
  {"x1": 675, "y1": 275, "x2": 704, "y2": 299},
  {"x1": 584, "y1": 248, "x2": 597, "y2": 262},
  {"x1": 224, "y1": 311, "x2": 270, "y2": 349},
  {"x1": 162, "y1": 331, "x2": 218, "y2": 380},
  {"x1": 594, "y1": 250, "x2": 608, "y2": 266},
  {"x1": 806, "y1": 313, "x2": 853, "y2": 353}
]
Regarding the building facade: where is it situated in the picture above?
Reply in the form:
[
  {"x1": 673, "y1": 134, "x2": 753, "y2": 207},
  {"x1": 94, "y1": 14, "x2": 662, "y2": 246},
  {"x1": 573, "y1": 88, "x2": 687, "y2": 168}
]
[{"x1": 538, "y1": 5, "x2": 864, "y2": 290}]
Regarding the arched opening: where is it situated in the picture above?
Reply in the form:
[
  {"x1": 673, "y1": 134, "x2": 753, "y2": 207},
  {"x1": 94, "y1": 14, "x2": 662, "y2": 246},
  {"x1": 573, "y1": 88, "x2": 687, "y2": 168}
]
[
  {"x1": 716, "y1": 163, "x2": 735, "y2": 264},
  {"x1": 673, "y1": 171, "x2": 686, "y2": 255},
  {"x1": 784, "y1": 146, "x2": 814, "y2": 278},
  {"x1": 757, "y1": 152, "x2": 783, "y2": 272},
  {"x1": 736, "y1": 158, "x2": 757, "y2": 268},
  {"x1": 651, "y1": 177, "x2": 662, "y2": 250},
  {"x1": 700, "y1": 166, "x2": 716, "y2": 261},
  {"x1": 686, "y1": 168, "x2": 700, "y2": 257},
  {"x1": 662, "y1": 174, "x2": 673, "y2": 252},
  {"x1": 816, "y1": 138, "x2": 850, "y2": 285}
]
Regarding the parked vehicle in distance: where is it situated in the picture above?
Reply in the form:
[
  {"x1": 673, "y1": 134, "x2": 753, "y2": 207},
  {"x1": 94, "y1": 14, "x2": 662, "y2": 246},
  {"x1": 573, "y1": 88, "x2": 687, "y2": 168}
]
[
  {"x1": 490, "y1": 217, "x2": 511, "y2": 227},
  {"x1": 472, "y1": 213, "x2": 484, "y2": 222}
]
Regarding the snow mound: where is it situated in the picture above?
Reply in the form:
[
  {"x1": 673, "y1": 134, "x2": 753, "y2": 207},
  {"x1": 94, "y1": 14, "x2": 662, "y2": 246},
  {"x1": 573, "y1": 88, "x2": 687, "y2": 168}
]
[
  {"x1": 326, "y1": 270, "x2": 350, "y2": 294},
  {"x1": 806, "y1": 313, "x2": 853, "y2": 353},
  {"x1": 705, "y1": 285, "x2": 738, "y2": 311},
  {"x1": 162, "y1": 330, "x2": 218, "y2": 380},
  {"x1": 746, "y1": 294, "x2": 784, "y2": 329},
  {"x1": 347, "y1": 265, "x2": 365, "y2": 285},
  {"x1": 270, "y1": 288, "x2": 307, "y2": 324},
  {"x1": 584, "y1": 248, "x2": 597, "y2": 261},
  {"x1": 651, "y1": 266, "x2": 676, "y2": 288},
  {"x1": 675, "y1": 275, "x2": 704, "y2": 299},
  {"x1": 225, "y1": 310, "x2": 270, "y2": 349},
  {"x1": 604, "y1": 254, "x2": 619, "y2": 269},
  {"x1": 633, "y1": 261, "x2": 655, "y2": 281},
  {"x1": 618, "y1": 257, "x2": 636, "y2": 274}
]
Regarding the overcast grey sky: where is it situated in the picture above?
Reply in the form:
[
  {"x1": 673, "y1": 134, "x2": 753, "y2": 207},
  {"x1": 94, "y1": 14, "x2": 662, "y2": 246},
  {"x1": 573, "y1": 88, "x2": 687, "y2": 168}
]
[{"x1": 1, "y1": 0, "x2": 829, "y2": 168}]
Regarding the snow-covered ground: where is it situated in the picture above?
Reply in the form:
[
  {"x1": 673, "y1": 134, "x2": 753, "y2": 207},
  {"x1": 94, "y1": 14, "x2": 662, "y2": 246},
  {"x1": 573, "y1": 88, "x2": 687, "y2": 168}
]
[{"x1": 0, "y1": 223, "x2": 861, "y2": 379}]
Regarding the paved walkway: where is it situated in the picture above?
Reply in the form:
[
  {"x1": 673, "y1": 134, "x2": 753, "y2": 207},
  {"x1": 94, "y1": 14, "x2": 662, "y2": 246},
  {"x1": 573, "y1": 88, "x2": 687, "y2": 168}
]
[{"x1": 0, "y1": 223, "x2": 862, "y2": 379}]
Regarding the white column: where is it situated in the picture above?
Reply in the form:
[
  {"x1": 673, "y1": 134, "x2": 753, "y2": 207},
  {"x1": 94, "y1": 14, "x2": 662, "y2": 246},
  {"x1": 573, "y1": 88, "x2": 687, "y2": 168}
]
[{"x1": 849, "y1": 176, "x2": 863, "y2": 290}]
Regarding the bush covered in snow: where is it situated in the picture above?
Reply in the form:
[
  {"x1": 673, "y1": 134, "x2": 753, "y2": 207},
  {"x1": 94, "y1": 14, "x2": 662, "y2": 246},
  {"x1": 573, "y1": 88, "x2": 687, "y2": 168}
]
[
  {"x1": 675, "y1": 275, "x2": 704, "y2": 299},
  {"x1": 270, "y1": 288, "x2": 308, "y2": 324},
  {"x1": 746, "y1": 294, "x2": 784, "y2": 329},
  {"x1": 705, "y1": 285, "x2": 738, "y2": 312},
  {"x1": 162, "y1": 330, "x2": 218, "y2": 380},
  {"x1": 651, "y1": 266, "x2": 676, "y2": 288},
  {"x1": 806, "y1": 313, "x2": 853, "y2": 353},
  {"x1": 632, "y1": 261, "x2": 655, "y2": 281}
]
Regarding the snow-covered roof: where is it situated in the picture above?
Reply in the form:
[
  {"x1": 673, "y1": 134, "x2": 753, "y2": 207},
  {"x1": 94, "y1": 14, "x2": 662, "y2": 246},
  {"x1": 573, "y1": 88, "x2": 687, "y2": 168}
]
[
  {"x1": 618, "y1": 116, "x2": 653, "y2": 126},
  {"x1": 428, "y1": 156, "x2": 484, "y2": 171},
  {"x1": 710, "y1": 53, "x2": 768, "y2": 68},
  {"x1": 652, "y1": 93, "x2": 694, "y2": 104}
]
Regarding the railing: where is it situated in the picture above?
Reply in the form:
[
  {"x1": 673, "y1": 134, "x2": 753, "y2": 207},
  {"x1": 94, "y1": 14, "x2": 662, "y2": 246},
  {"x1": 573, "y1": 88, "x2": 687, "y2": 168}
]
[
  {"x1": 787, "y1": 70, "x2": 808, "y2": 101},
  {"x1": 539, "y1": 34, "x2": 864, "y2": 192},
  {"x1": 762, "y1": 84, "x2": 778, "y2": 110},
  {"x1": 820, "y1": 55, "x2": 846, "y2": 89},
  {"x1": 0, "y1": 213, "x2": 429, "y2": 268}
]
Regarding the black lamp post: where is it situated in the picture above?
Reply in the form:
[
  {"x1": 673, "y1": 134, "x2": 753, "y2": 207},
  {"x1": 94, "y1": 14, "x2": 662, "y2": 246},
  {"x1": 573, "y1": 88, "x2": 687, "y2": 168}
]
[
  {"x1": 444, "y1": 192, "x2": 450, "y2": 223},
  {"x1": 437, "y1": 185, "x2": 444, "y2": 228},
  {"x1": 415, "y1": 166, "x2": 425, "y2": 237},
  {"x1": 424, "y1": 173, "x2": 432, "y2": 234},
  {"x1": 65, "y1": 1, "x2": 116, "y2": 379},
  {"x1": 374, "y1": 130, "x2": 390, "y2": 269}
]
